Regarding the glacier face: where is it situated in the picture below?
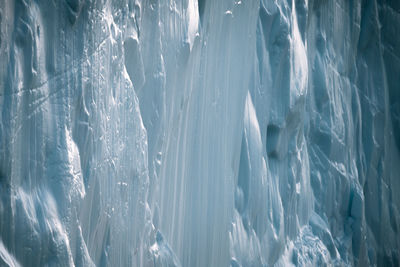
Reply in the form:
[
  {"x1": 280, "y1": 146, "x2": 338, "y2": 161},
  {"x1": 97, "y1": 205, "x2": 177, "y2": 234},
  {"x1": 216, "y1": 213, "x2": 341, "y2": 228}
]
[{"x1": 0, "y1": 0, "x2": 400, "y2": 266}]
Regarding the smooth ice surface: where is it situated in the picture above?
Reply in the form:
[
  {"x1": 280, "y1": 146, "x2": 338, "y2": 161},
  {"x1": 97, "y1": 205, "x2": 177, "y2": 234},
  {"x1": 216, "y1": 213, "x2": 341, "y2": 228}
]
[{"x1": 0, "y1": 0, "x2": 400, "y2": 266}]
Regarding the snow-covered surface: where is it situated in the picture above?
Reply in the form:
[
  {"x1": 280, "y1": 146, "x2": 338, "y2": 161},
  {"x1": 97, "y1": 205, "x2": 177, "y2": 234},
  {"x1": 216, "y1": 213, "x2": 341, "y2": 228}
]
[{"x1": 0, "y1": 0, "x2": 399, "y2": 266}]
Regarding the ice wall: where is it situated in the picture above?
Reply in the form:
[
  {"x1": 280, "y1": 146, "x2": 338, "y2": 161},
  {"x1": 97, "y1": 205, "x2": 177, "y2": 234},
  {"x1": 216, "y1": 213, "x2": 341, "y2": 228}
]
[{"x1": 0, "y1": 0, "x2": 399, "y2": 266}]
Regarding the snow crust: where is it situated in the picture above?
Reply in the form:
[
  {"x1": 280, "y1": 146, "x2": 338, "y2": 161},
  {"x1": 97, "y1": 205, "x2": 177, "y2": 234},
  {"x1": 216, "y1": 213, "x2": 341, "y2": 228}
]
[{"x1": 0, "y1": 0, "x2": 399, "y2": 266}]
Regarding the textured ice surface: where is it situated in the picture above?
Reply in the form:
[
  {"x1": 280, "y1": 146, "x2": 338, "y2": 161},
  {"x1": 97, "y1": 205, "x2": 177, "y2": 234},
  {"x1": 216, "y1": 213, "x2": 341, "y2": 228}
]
[{"x1": 0, "y1": 0, "x2": 400, "y2": 266}]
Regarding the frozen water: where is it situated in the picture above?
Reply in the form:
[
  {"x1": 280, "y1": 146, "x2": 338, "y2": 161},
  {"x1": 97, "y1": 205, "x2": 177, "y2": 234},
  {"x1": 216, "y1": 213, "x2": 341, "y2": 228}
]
[{"x1": 0, "y1": 0, "x2": 399, "y2": 266}]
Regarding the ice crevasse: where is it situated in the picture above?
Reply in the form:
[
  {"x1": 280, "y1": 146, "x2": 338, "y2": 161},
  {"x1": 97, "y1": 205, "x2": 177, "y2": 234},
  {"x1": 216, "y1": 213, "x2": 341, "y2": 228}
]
[{"x1": 0, "y1": 0, "x2": 400, "y2": 266}]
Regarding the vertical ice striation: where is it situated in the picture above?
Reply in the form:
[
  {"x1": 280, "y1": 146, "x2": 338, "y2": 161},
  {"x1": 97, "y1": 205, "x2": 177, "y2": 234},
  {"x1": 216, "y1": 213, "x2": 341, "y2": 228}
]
[
  {"x1": 0, "y1": 0, "x2": 399, "y2": 266},
  {"x1": 0, "y1": 1, "x2": 151, "y2": 266}
]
